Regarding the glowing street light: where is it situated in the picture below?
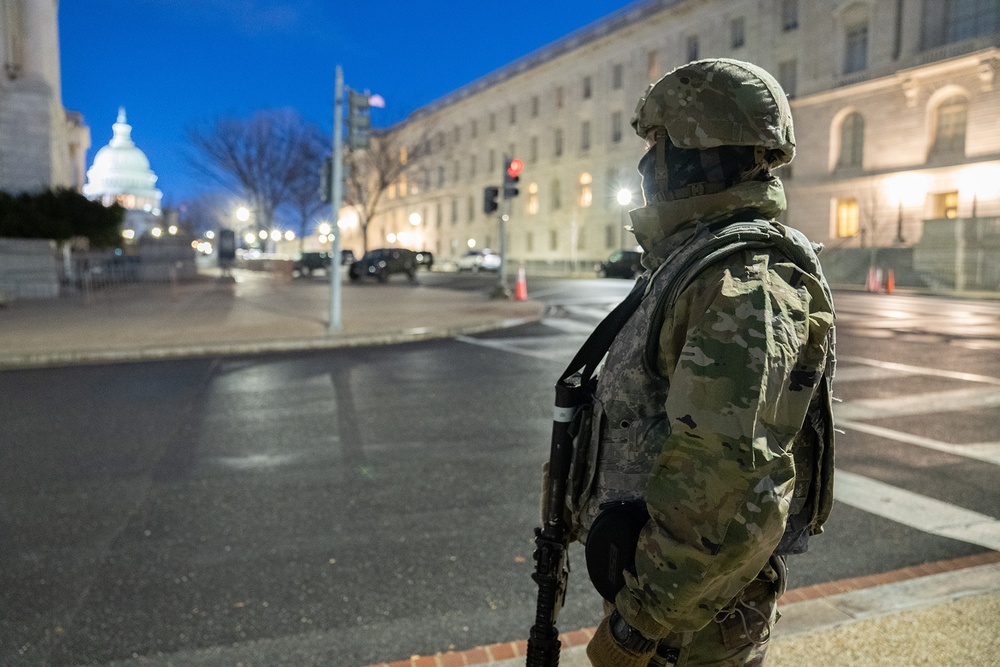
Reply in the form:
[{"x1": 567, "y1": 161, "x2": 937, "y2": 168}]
[
  {"x1": 236, "y1": 206, "x2": 250, "y2": 223},
  {"x1": 616, "y1": 187, "x2": 633, "y2": 248},
  {"x1": 409, "y1": 212, "x2": 422, "y2": 226},
  {"x1": 318, "y1": 222, "x2": 332, "y2": 236}
]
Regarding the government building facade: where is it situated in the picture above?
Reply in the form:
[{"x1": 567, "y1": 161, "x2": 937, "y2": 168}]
[
  {"x1": 0, "y1": 0, "x2": 89, "y2": 194},
  {"x1": 355, "y1": 0, "x2": 1000, "y2": 284}
]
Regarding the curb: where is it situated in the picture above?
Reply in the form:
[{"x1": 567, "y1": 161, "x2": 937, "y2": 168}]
[
  {"x1": 0, "y1": 315, "x2": 542, "y2": 370},
  {"x1": 363, "y1": 551, "x2": 1000, "y2": 667}
]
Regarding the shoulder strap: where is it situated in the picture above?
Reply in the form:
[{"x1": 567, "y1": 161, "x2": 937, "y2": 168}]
[{"x1": 558, "y1": 274, "x2": 650, "y2": 386}]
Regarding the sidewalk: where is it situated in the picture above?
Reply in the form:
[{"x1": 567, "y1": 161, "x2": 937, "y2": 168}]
[
  {"x1": 0, "y1": 268, "x2": 544, "y2": 368},
  {"x1": 3, "y1": 270, "x2": 999, "y2": 667},
  {"x1": 373, "y1": 553, "x2": 1000, "y2": 667}
]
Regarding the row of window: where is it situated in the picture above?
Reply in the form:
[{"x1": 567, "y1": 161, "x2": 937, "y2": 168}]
[{"x1": 834, "y1": 190, "x2": 960, "y2": 239}]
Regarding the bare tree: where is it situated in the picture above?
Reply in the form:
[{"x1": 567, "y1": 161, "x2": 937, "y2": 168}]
[
  {"x1": 343, "y1": 125, "x2": 434, "y2": 254},
  {"x1": 282, "y1": 125, "x2": 330, "y2": 250},
  {"x1": 188, "y1": 109, "x2": 325, "y2": 236}
]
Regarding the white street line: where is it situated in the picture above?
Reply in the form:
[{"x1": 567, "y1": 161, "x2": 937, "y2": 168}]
[
  {"x1": 837, "y1": 419, "x2": 1000, "y2": 465},
  {"x1": 562, "y1": 305, "x2": 616, "y2": 320},
  {"x1": 832, "y1": 365, "x2": 924, "y2": 383},
  {"x1": 839, "y1": 357, "x2": 1000, "y2": 386},
  {"x1": 455, "y1": 335, "x2": 565, "y2": 361},
  {"x1": 540, "y1": 318, "x2": 599, "y2": 334},
  {"x1": 834, "y1": 387, "x2": 1000, "y2": 420},
  {"x1": 834, "y1": 470, "x2": 1000, "y2": 551}
]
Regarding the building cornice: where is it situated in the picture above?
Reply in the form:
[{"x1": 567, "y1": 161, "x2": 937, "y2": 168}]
[
  {"x1": 793, "y1": 44, "x2": 1000, "y2": 108},
  {"x1": 393, "y1": 0, "x2": 686, "y2": 127}
]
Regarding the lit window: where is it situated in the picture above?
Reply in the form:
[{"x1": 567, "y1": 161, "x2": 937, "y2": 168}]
[
  {"x1": 579, "y1": 172, "x2": 593, "y2": 208},
  {"x1": 399, "y1": 174, "x2": 407, "y2": 197},
  {"x1": 932, "y1": 96, "x2": 967, "y2": 155},
  {"x1": 930, "y1": 191, "x2": 959, "y2": 219},
  {"x1": 838, "y1": 112, "x2": 864, "y2": 168},
  {"x1": 835, "y1": 198, "x2": 860, "y2": 237},
  {"x1": 527, "y1": 182, "x2": 539, "y2": 215},
  {"x1": 844, "y1": 23, "x2": 868, "y2": 74},
  {"x1": 647, "y1": 50, "x2": 660, "y2": 80},
  {"x1": 399, "y1": 146, "x2": 408, "y2": 164}
]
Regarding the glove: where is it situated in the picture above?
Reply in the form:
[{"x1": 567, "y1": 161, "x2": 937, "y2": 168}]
[{"x1": 586, "y1": 613, "x2": 657, "y2": 667}]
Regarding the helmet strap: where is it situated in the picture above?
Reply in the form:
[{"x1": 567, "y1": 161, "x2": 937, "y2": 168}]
[{"x1": 654, "y1": 129, "x2": 669, "y2": 192}]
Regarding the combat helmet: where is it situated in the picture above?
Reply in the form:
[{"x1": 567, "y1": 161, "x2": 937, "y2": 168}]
[{"x1": 632, "y1": 58, "x2": 795, "y2": 169}]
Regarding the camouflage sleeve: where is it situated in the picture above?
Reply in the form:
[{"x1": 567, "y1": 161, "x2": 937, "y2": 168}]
[{"x1": 615, "y1": 251, "x2": 818, "y2": 639}]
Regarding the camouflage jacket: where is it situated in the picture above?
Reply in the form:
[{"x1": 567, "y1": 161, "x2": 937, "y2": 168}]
[{"x1": 582, "y1": 178, "x2": 835, "y2": 640}]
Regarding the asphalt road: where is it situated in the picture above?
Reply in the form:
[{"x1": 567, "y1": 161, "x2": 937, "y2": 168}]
[{"x1": 2, "y1": 278, "x2": 999, "y2": 666}]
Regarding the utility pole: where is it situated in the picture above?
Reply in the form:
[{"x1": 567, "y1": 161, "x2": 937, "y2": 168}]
[{"x1": 328, "y1": 66, "x2": 344, "y2": 331}]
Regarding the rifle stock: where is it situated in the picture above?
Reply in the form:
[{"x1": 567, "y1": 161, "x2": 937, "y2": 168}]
[{"x1": 526, "y1": 378, "x2": 588, "y2": 667}]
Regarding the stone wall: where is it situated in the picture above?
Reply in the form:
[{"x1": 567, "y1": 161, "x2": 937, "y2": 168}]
[{"x1": 0, "y1": 237, "x2": 59, "y2": 300}]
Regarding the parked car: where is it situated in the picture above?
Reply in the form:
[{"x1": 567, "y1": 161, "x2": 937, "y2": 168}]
[
  {"x1": 349, "y1": 248, "x2": 418, "y2": 283},
  {"x1": 456, "y1": 248, "x2": 501, "y2": 272},
  {"x1": 597, "y1": 249, "x2": 642, "y2": 279},
  {"x1": 415, "y1": 251, "x2": 434, "y2": 270},
  {"x1": 293, "y1": 251, "x2": 331, "y2": 276},
  {"x1": 294, "y1": 250, "x2": 356, "y2": 276}
]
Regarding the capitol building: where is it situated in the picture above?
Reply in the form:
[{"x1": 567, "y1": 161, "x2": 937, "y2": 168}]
[{"x1": 82, "y1": 108, "x2": 164, "y2": 238}]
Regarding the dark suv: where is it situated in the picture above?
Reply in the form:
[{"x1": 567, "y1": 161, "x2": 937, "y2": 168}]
[
  {"x1": 349, "y1": 248, "x2": 418, "y2": 283},
  {"x1": 597, "y1": 249, "x2": 642, "y2": 279}
]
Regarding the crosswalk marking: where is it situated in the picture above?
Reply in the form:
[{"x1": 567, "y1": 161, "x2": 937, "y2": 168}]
[
  {"x1": 461, "y1": 315, "x2": 1000, "y2": 552},
  {"x1": 836, "y1": 419, "x2": 1000, "y2": 465},
  {"x1": 834, "y1": 470, "x2": 1000, "y2": 551},
  {"x1": 838, "y1": 356, "x2": 1000, "y2": 386},
  {"x1": 835, "y1": 386, "x2": 1000, "y2": 420}
]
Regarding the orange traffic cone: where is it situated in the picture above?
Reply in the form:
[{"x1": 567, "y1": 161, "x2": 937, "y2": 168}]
[
  {"x1": 886, "y1": 269, "x2": 895, "y2": 294},
  {"x1": 514, "y1": 265, "x2": 528, "y2": 301}
]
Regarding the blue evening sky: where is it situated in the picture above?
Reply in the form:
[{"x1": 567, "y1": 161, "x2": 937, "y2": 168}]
[{"x1": 59, "y1": 0, "x2": 638, "y2": 208}]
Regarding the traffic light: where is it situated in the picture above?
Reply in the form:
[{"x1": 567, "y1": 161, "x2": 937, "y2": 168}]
[
  {"x1": 484, "y1": 186, "x2": 500, "y2": 214},
  {"x1": 503, "y1": 155, "x2": 522, "y2": 198},
  {"x1": 319, "y1": 156, "x2": 333, "y2": 203},
  {"x1": 346, "y1": 88, "x2": 372, "y2": 150}
]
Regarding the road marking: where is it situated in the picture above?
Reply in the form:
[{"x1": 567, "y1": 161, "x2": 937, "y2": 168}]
[
  {"x1": 540, "y1": 317, "x2": 599, "y2": 334},
  {"x1": 839, "y1": 357, "x2": 1000, "y2": 386},
  {"x1": 455, "y1": 335, "x2": 565, "y2": 361},
  {"x1": 834, "y1": 469, "x2": 1000, "y2": 551},
  {"x1": 834, "y1": 386, "x2": 1000, "y2": 420},
  {"x1": 837, "y1": 419, "x2": 1000, "y2": 465}
]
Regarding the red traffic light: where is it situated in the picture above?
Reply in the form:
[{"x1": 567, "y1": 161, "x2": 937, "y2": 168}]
[{"x1": 507, "y1": 158, "x2": 524, "y2": 178}]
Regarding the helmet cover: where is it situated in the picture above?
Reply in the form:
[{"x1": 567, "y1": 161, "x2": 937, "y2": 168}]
[{"x1": 632, "y1": 58, "x2": 795, "y2": 167}]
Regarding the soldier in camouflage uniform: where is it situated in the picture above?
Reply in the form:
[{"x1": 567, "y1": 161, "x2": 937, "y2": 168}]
[{"x1": 576, "y1": 59, "x2": 837, "y2": 666}]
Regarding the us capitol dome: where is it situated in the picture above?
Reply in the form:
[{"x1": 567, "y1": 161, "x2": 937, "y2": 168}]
[{"x1": 82, "y1": 108, "x2": 163, "y2": 236}]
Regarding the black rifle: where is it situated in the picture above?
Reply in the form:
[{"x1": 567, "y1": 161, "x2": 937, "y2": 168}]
[{"x1": 526, "y1": 277, "x2": 650, "y2": 667}]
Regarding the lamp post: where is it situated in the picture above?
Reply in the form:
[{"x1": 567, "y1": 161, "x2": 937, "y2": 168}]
[{"x1": 616, "y1": 188, "x2": 633, "y2": 249}]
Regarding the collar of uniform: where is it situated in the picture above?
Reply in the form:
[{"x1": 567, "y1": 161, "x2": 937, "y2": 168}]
[{"x1": 628, "y1": 178, "x2": 787, "y2": 270}]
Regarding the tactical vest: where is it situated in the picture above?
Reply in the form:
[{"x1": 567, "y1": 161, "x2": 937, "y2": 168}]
[{"x1": 569, "y1": 218, "x2": 836, "y2": 557}]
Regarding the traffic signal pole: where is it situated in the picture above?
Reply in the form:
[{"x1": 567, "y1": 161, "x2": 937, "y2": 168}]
[{"x1": 328, "y1": 66, "x2": 344, "y2": 331}]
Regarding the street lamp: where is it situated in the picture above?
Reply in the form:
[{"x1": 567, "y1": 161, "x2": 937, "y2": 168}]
[
  {"x1": 616, "y1": 188, "x2": 633, "y2": 249},
  {"x1": 236, "y1": 206, "x2": 250, "y2": 223}
]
